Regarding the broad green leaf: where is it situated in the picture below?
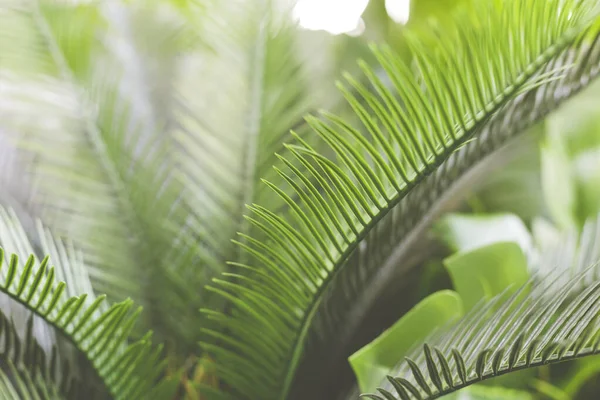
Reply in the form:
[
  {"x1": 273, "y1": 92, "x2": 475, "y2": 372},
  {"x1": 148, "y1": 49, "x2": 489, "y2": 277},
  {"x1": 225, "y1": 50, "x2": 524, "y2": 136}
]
[
  {"x1": 434, "y1": 214, "x2": 533, "y2": 255},
  {"x1": 443, "y1": 242, "x2": 529, "y2": 311},
  {"x1": 349, "y1": 291, "x2": 463, "y2": 393},
  {"x1": 541, "y1": 136, "x2": 577, "y2": 230},
  {"x1": 573, "y1": 149, "x2": 600, "y2": 225}
]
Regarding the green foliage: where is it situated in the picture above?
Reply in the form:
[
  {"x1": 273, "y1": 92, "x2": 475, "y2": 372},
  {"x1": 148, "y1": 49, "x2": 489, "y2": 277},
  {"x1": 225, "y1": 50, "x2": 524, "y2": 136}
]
[
  {"x1": 352, "y1": 217, "x2": 532, "y2": 396},
  {"x1": 363, "y1": 260, "x2": 600, "y2": 399},
  {"x1": 3, "y1": 0, "x2": 600, "y2": 399},
  {"x1": 203, "y1": 1, "x2": 600, "y2": 398},
  {"x1": 443, "y1": 242, "x2": 529, "y2": 312},
  {"x1": 350, "y1": 291, "x2": 463, "y2": 393},
  {"x1": 0, "y1": 207, "x2": 171, "y2": 399}
]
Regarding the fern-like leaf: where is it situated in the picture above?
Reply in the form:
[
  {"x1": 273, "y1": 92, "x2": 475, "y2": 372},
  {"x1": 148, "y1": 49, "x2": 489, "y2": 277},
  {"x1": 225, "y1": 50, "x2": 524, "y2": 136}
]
[
  {"x1": 0, "y1": 206, "x2": 169, "y2": 399},
  {"x1": 203, "y1": 1, "x2": 600, "y2": 398},
  {"x1": 365, "y1": 258, "x2": 600, "y2": 399},
  {"x1": 0, "y1": 0, "x2": 201, "y2": 355}
]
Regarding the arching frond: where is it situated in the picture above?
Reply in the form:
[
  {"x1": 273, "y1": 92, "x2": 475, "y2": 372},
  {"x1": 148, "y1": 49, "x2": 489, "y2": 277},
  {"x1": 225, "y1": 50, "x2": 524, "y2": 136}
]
[
  {"x1": 0, "y1": 0, "x2": 360, "y2": 359},
  {"x1": 0, "y1": 206, "x2": 169, "y2": 400},
  {"x1": 363, "y1": 263, "x2": 600, "y2": 399},
  {"x1": 202, "y1": 1, "x2": 600, "y2": 398}
]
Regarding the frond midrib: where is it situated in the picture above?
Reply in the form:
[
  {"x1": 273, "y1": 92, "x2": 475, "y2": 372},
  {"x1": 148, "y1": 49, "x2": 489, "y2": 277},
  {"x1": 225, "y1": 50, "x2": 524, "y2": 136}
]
[
  {"x1": 30, "y1": 0, "x2": 180, "y2": 343},
  {"x1": 277, "y1": 23, "x2": 589, "y2": 399},
  {"x1": 234, "y1": 13, "x2": 268, "y2": 264},
  {"x1": 31, "y1": 0, "x2": 137, "y2": 220}
]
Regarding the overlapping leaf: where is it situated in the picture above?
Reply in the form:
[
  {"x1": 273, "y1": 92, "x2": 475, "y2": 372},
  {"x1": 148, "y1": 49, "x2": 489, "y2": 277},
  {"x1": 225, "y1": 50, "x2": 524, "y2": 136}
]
[
  {"x1": 171, "y1": 0, "x2": 350, "y2": 282},
  {"x1": 0, "y1": 359, "x2": 65, "y2": 400}
]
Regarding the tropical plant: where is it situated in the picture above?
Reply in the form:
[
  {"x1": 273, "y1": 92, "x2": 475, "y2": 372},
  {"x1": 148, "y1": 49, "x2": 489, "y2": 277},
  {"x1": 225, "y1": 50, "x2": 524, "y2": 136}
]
[{"x1": 3, "y1": 0, "x2": 600, "y2": 399}]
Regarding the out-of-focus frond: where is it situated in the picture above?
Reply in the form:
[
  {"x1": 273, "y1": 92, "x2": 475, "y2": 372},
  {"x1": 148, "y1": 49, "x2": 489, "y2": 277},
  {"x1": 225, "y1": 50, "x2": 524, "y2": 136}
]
[
  {"x1": 0, "y1": 359, "x2": 65, "y2": 400},
  {"x1": 172, "y1": 0, "x2": 346, "y2": 278},
  {"x1": 0, "y1": 0, "x2": 198, "y2": 353}
]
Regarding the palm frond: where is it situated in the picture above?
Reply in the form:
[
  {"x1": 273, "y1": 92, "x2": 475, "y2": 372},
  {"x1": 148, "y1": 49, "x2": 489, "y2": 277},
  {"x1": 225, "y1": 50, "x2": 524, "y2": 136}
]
[
  {"x1": 0, "y1": 0, "x2": 198, "y2": 351},
  {"x1": 363, "y1": 231, "x2": 600, "y2": 399},
  {"x1": 167, "y1": 0, "x2": 357, "y2": 354},
  {"x1": 172, "y1": 0, "x2": 345, "y2": 277},
  {"x1": 202, "y1": 1, "x2": 600, "y2": 398},
  {"x1": 0, "y1": 206, "x2": 169, "y2": 400}
]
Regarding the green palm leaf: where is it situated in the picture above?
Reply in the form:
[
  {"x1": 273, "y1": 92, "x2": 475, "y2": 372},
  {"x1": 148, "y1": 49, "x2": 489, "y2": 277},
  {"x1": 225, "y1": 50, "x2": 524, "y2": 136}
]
[
  {"x1": 202, "y1": 1, "x2": 600, "y2": 398},
  {"x1": 0, "y1": 206, "x2": 169, "y2": 400},
  {"x1": 169, "y1": 0, "x2": 362, "y2": 360},
  {"x1": 0, "y1": 0, "x2": 356, "y2": 358},
  {"x1": 172, "y1": 0, "x2": 351, "y2": 278},
  {"x1": 0, "y1": 0, "x2": 199, "y2": 352},
  {"x1": 363, "y1": 225, "x2": 600, "y2": 399}
]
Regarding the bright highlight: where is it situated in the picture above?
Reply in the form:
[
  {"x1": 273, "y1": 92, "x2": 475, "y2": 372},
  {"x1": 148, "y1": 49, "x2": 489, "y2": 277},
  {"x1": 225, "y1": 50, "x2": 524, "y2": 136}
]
[
  {"x1": 385, "y1": 0, "x2": 411, "y2": 24},
  {"x1": 293, "y1": 0, "x2": 369, "y2": 35}
]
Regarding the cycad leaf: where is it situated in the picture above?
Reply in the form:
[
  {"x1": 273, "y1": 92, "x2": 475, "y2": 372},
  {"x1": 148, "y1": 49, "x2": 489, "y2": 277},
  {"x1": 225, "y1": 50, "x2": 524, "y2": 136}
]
[
  {"x1": 172, "y1": 0, "x2": 349, "y2": 279},
  {"x1": 0, "y1": 206, "x2": 169, "y2": 400},
  {"x1": 0, "y1": 0, "x2": 198, "y2": 352},
  {"x1": 203, "y1": 1, "x2": 600, "y2": 398},
  {"x1": 0, "y1": 251, "x2": 168, "y2": 400},
  {"x1": 0, "y1": 360, "x2": 66, "y2": 400},
  {"x1": 363, "y1": 261, "x2": 600, "y2": 399}
]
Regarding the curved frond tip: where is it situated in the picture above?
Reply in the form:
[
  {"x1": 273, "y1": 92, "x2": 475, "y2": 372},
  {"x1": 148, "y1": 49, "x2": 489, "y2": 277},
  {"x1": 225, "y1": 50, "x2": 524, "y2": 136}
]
[{"x1": 363, "y1": 262, "x2": 600, "y2": 399}]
